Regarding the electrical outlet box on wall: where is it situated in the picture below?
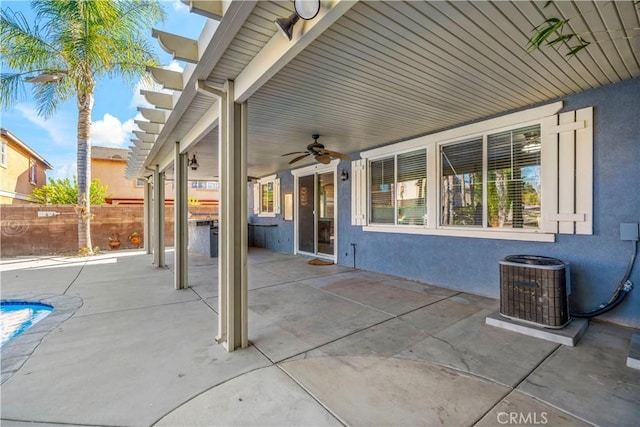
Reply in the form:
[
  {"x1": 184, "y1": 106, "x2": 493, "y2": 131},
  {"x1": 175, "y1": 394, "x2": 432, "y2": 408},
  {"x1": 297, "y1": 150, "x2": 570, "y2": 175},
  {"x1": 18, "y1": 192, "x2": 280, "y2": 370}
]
[{"x1": 620, "y1": 223, "x2": 639, "y2": 241}]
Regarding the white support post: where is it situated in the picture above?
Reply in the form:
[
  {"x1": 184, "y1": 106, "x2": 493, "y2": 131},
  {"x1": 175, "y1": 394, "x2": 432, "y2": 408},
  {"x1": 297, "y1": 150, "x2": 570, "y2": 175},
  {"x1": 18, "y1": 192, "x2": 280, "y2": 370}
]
[
  {"x1": 216, "y1": 80, "x2": 249, "y2": 351},
  {"x1": 153, "y1": 166, "x2": 166, "y2": 267},
  {"x1": 144, "y1": 180, "x2": 152, "y2": 254},
  {"x1": 174, "y1": 142, "x2": 189, "y2": 289}
]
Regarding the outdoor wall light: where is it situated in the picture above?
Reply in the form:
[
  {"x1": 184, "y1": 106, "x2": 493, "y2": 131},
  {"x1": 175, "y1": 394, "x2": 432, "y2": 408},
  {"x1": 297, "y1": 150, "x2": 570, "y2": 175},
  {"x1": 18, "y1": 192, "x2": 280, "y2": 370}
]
[
  {"x1": 189, "y1": 153, "x2": 199, "y2": 171},
  {"x1": 341, "y1": 169, "x2": 349, "y2": 181},
  {"x1": 275, "y1": 0, "x2": 321, "y2": 41}
]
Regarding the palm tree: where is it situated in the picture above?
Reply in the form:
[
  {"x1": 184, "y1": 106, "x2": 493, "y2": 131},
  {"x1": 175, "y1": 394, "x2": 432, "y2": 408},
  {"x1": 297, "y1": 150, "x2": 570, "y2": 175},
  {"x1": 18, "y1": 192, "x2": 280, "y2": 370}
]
[{"x1": 0, "y1": 0, "x2": 164, "y2": 253}]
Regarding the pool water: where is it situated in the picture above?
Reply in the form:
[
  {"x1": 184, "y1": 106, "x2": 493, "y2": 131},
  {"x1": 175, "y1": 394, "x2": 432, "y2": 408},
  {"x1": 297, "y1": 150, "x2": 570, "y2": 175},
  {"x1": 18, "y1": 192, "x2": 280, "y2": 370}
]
[{"x1": 0, "y1": 301, "x2": 53, "y2": 347}]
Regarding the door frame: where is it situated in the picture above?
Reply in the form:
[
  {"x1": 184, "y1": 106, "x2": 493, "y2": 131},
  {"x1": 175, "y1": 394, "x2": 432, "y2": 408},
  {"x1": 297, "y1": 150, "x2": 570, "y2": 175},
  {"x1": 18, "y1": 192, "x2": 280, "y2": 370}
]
[{"x1": 291, "y1": 159, "x2": 339, "y2": 261}]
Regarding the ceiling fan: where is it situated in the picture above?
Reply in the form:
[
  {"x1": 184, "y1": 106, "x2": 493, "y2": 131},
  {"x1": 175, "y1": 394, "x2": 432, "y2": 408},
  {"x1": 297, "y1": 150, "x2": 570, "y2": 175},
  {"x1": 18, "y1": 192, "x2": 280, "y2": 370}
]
[{"x1": 282, "y1": 134, "x2": 352, "y2": 165}]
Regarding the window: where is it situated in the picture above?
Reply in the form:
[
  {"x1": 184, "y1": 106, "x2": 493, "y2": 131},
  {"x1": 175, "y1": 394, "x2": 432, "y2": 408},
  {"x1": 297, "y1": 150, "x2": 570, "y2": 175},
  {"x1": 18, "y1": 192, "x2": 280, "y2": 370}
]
[
  {"x1": 441, "y1": 125, "x2": 541, "y2": 229},
  {"x1": 369, "y1": 149, "x2": 426, "y2": 225},
  {"x1": 487, "y1": 125, "x2": 541, "y2": 230},
  {"x1": 261, "y1": 181, "x2": 274, "y2": 213},
  {"x1": 29, "y1": 159, "x2": 37, "y2": 184},
  {"x1": 253, "y1": 175, "x2": 280, "y2": 217},
  {"x1": 191, "y1": 180, "x2": 218, "y2": 190},
  {"x1": 1, "y1": 141, "x2": 6, "y2": 167},
  {"x1": 353, "y1": 103, "x2": 593, "y2": 241},
  {"x1": 441, "y1": 139, "x2": 483, "y2": 227}
]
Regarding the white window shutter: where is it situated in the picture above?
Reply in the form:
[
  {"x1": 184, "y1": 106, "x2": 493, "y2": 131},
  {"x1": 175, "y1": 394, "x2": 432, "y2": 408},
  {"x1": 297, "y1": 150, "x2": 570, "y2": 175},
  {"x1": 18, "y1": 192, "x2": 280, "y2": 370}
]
[
  {"x1": 541, "y1": 107, "x2": 593, "y2": 235},
  {"x1": 273, "y1": 178, "x2": 281, "y2": 214},
  {"x1": 253, "y1": 183, "x2": 260, "y2": 214},
  {"x1": 351, "y1": 159, "x2": 367, "y2": 225}
]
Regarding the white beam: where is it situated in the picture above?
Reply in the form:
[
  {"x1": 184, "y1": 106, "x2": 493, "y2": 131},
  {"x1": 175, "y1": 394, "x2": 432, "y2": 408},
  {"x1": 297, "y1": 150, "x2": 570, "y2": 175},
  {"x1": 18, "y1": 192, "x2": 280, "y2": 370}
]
[
  {"x1": 174, "y1": 142, "x2": 189, "y2": 290},
  {"x1": 217, "y1": 80, "x2": 248, "y2": 351},
  {"x1": 181, "y1": 0, "x2": 224, "y2": 20},
  {"x1": 152, "y1": 29, "x2": 199, "y2": 64},
  {"x1": 144, "y1": 181, "x2": 152, "y2": 254},
  {"x1": 158, "y1": 151, "x2": 174, "y2": 173},
  {"x1": 132, "y1": 139, "x2": 154, "y2": 149},
  {"x1": 137, "y1": 107, "x2": 167, "y2": 124},
  {"x1": 152, "y1": 167, "x2": 166, "y2": 267},
  {"x1": 146, "y1": 66, "x2": 184, "y2": 91},
  {"x1": 133, "y1": 131, "x2": 157, "y2": 143},
  {"x1": 134, "y1": 121, "x2": 163, "y2": 135},
  {"x1": 140, "y1": 90, "x2": 174, "y2": 110},
  {"x1": 234, "y1": 0, "x2": 356, "y2": 103}
]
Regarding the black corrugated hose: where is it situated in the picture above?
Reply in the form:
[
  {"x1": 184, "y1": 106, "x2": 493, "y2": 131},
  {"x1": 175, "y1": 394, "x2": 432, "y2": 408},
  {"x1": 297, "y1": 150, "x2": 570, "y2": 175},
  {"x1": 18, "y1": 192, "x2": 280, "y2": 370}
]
[{"x1": 571, "y1": 240, "x2": 637, "y2": 318}]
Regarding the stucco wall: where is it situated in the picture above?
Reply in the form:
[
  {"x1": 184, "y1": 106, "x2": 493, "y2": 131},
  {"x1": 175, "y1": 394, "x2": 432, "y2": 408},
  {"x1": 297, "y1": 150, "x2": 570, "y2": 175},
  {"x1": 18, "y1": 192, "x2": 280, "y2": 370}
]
[
  {"x1": 249, "y1": 79, "x2": 640, "y2": 328},
  {"x1": 0, "y1": 135, "x2": 49, "y2": 203},
  {"x1": 248, "y1": 175, "x2": 295, "y2": 253},
  {"x1": 92, "y1": 158, "x2": 143, "y2": 200}
]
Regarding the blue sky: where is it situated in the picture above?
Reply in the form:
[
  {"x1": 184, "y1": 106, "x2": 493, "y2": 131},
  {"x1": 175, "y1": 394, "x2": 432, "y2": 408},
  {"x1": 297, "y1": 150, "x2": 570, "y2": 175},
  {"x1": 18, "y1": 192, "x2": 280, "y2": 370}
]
[{"x1": 1, "y1": 0, "x2": 208, "y2": 180}]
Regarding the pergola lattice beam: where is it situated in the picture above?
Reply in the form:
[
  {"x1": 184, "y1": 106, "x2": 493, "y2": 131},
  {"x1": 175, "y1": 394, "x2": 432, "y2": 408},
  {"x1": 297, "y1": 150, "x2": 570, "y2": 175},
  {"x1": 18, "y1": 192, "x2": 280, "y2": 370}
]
[
  {"x1": 152, "y1": 29, "x2": 199, "y2": 64},
  {"x1": 140, "y1": 90, "x2": 174, "y2": 110},
  {"x1": 180, "y1": 0, "x2": 223, "y2": 20}
]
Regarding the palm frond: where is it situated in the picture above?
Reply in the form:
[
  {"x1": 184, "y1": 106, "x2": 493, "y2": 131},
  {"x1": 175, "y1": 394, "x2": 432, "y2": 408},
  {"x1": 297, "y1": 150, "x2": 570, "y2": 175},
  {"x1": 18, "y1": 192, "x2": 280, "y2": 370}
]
[
  {"x1": 32, "y1": 75, "x2": 74, "y2": 118},
  {"x1": 0, "y1": 73, "x2": 28, "y2": 108},
  {"x1": 0, "y1": 8, "x2": 59, "y2": 69}
]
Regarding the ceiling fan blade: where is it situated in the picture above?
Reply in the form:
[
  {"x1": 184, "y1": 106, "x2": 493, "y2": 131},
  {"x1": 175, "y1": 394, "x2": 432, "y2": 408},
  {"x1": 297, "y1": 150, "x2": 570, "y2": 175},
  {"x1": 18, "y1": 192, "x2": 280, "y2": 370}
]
[
  {"x1": 315, "y1": 153, "x2": 331, "y2": 164},
  {"x1": 316, "y1": 148, "x2": 353, "y2": 161},
  {"x1": 289, "y1": 153, "x2": 310, "y2": 164},
  {"x1": 282, "y1": 151, "x2": 307, "y2": 156}
]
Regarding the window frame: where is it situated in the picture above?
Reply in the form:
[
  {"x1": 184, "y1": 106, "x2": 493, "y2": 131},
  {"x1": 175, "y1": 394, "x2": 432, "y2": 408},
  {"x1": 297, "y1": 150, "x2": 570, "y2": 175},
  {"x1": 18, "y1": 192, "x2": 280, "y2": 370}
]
[
  {"x1": 1, "y1": 141, "x2": 6, "y2": 167},
  {"x1": 255, "y1": 174, "x2": 279, "y2": 218},
  {"x1": 438, "y1": 123, "x2": 542, "y2": 232},
  {"x1": 29, "y1": 158, "x2": 37, "y2": 185},
  {"x1": 358, "y1": 102, "x2": 566, "y2": 242},
  {"x1": 368, "y1": 148, "x2": 428, "y2": 227}
]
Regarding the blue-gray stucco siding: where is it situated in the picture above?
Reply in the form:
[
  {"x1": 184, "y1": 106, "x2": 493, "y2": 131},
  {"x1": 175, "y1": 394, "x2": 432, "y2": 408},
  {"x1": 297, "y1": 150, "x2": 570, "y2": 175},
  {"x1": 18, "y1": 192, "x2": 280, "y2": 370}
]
[{"x1": 251, "y1": 78, "x2": 640, "y2": 328}]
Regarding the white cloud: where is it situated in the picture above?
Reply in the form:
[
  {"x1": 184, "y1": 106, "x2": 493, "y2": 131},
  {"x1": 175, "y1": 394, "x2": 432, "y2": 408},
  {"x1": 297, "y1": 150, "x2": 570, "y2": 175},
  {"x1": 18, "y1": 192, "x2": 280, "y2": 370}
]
[
  {"x1": 172, "y1": 0, "x2": 189, "y2": 13},
  {"x1": 15, "y1": 104, "x2": 75, "y2": 147},
  {"x1": 51, "y1": 161, "x2": 77, "y2": 180},
  {"x1": 166, "y1": 60, "x2": 184, "y2": 72},
  {"x1": 91, "y1": 113, "x2": 136, "y2": 148},
  {"x1": 129, "y1": 60, "x2": 184, "y2": 108}
]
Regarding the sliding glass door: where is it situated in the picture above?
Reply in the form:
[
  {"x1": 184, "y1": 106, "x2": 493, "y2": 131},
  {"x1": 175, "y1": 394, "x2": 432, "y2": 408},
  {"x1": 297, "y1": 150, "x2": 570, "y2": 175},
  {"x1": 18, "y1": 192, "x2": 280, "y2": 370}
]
[{"x1": 297, "y1": 171, "x2": 335, "y2": 258}]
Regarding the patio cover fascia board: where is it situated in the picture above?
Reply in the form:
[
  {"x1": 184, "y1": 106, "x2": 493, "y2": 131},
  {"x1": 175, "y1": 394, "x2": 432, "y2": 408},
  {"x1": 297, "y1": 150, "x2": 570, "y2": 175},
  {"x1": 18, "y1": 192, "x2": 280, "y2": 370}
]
[{"x1": 144, "y1": 0, "x2": 257, "y2": 169}]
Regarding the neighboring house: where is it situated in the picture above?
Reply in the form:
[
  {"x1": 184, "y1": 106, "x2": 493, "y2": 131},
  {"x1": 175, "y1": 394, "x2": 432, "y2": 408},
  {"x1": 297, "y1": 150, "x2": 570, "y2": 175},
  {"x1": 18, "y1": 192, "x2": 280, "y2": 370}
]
[
  {"x1": 92, "y1": 146, "x2": 218, "y2": 207},
  {"x1": 0, "y1": 128, "x2": 53, "y2": 204}
]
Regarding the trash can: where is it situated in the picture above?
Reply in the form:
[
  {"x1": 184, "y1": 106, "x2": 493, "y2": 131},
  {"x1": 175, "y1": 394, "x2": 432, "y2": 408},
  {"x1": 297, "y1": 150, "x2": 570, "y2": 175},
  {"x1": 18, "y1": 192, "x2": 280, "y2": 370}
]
[{"x1": 499, "y1": 255, "x2": 570, "y2": 329}]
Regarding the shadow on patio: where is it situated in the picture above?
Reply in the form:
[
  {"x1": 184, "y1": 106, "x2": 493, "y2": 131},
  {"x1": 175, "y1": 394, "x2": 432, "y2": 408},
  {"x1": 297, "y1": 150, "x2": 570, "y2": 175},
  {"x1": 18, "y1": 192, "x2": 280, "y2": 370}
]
[{"x1": 1, "y1": 248, "x2": 638, "y2": 426}]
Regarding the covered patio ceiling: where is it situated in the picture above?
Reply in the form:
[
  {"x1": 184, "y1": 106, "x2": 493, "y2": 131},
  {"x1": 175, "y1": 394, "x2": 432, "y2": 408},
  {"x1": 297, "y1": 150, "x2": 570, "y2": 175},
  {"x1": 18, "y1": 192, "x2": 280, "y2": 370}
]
[{"x1": 131, "y1": 0, "x2": 640, "y2": 181}]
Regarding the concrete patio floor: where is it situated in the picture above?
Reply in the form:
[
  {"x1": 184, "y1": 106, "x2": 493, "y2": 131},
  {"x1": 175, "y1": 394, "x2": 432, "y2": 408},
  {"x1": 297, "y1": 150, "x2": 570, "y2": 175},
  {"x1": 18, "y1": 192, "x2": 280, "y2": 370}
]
[{"x1": 1, "y1": 248, "x2": 638, "y2": 426}]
